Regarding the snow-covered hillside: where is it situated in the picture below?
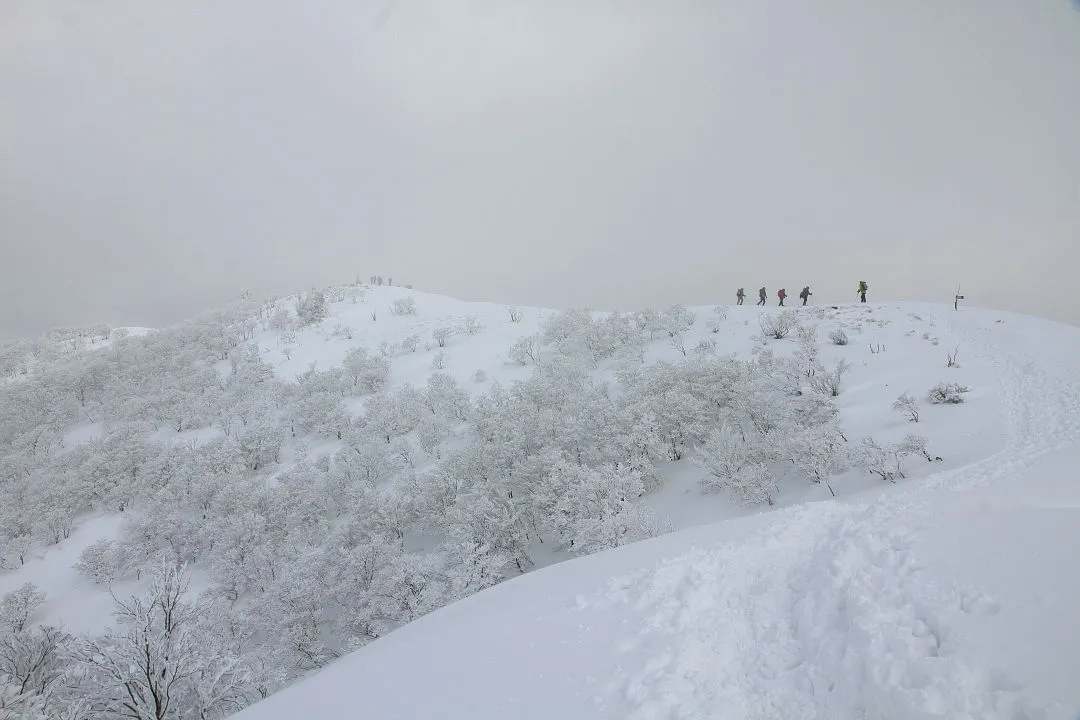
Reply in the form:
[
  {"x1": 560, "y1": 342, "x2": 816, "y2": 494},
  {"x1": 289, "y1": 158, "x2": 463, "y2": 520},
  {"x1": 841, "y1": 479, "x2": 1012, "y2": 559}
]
[
  {"x1": 235, "y1": 302, "x2": 1080, "y2": 720},
  {"x1": 1, "y1": 285, "x2": 1077, "y2": 718}
]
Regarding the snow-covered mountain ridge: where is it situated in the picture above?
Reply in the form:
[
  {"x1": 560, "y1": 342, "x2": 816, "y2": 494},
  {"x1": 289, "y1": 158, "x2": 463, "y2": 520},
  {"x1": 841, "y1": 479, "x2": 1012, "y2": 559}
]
[{"x1": 2, "y1": 285, "x2": 1077, "y2": 719}]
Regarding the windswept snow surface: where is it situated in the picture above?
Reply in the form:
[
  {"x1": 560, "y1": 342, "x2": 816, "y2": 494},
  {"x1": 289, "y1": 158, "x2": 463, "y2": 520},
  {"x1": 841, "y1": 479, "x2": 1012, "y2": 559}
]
[{"x1": 237, "y1": 307, "x2": 1080, "y2": 720}]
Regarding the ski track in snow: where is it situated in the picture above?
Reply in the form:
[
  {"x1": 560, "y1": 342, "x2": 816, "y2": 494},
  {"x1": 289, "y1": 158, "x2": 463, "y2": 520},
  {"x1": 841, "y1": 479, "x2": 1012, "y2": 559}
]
[{"x1": 587, "y1": 308, "x2": 1080, "y2": 720}]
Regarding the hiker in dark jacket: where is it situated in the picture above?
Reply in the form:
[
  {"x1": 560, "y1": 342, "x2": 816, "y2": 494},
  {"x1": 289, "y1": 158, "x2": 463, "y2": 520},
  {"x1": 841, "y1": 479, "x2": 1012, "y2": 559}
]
[
  {"x1": 857, "y1": 280, "x2": 868, "y2": 303},
  {"x1": 777, "y1": 288, "x2": 787, "y2": 306},
  {"x1": 757, "y1": 287, "x2": 767, "y2": 306},
  {"x1": 736, "y1": 288, "x2": 745, "y2": 305},
  {"x1": 799, "y1": 286, "x2": 812, "y2": 306}
]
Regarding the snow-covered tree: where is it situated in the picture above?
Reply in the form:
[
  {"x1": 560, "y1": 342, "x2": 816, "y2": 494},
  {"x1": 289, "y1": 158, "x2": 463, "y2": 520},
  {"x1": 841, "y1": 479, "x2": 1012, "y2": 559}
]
[
  {"x1": 695, "y1": 426, "x2": 777, "y2": 505},
  {"x1": 508, "y1": 335, "x2": 542, "y2": 367},
  {"x1": 537, "y1": 462, "x2": 658, "y2": 554},
  {"x1": 295, "y1": 290, "x2": 328, "y2": 326},
  {"x1": 0, "y1": 584, "x2": 45, "y2": 633},
  {"x1": 0, "y1": 624, "x2": 71, "y2": 716},
  {"x1": 423, "y1": 373, "x2": 470, "y2": 421},
  {"x1": 341, "y1": 347, "x2": 390, "y2": 395},
  {"x1": 74, "y1": 539, "x2": 123, "y2": 585},
  {"x1": 432, "y1": 326, "x2": 452, "y2": 348},
  {"x1": 785, "y1": 421, "x2": 847, "y2": 496},
  {"x1": 70, "y1": 560, "x2": 254, "y2": 719}
]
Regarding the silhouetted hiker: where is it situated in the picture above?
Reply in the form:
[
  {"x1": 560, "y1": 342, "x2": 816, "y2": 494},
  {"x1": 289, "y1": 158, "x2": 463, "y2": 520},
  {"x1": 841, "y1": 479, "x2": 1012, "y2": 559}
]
[
  {"x1": 757, "y1": 287, "x2": 767, "y2": 306},
  {"x1": 857, "y1": 280, "x2": 868, "y2": 303},
  {"x1": 778, "y1": 288, "x2": 787, "y2": 306},
  {"x1": 799, "y1": 286, "x2": 812, "y2": 306},
  {"x1": 736, "y1": 288, "x2": 745, "y2": 305}
]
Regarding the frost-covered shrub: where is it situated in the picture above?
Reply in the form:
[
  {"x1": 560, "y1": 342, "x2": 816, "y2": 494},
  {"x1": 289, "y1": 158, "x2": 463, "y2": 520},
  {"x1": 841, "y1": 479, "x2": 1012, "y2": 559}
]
[
  {"x1": 857, "y1": 434, "x2": 937, "y2": 483},
  {"x1": 463, "y1": 315, "x2": 484, "y2": 336},
  {"x1": 795, "y1": 326, "x2": 820, "y2": 376},
  {"x1": 759, "y1": 310, "x2": 798, "y2": 340},
  {"x1": 893, "y1": 393, "x2": 920, "y2": 422},
  {"x1": 432, "y1": 326, "x2": 452, "y2": 348},
  {"x1": 898, "y1": 433, "x2": 941, "y2": 462},
  {"x1": 663, "y1": 304, "x2": 696, "y2": 335},
  {"x1": 927, "y1": 382, "x2": 970, "y2": 405},
  {"x1": 808, "y1": 359, "x2": 850, "y2": 398},
  {"x1": 400, "y1": 334, "x2": 420, "y2": 353},
  {"x1": 856, "y1": 437, "x2": 898, "y2": 482},
  {"x1": 431, "y1": 351, "x2": 448, "y2": 370},
  {"x1": 391, "y1": 297, "x2": 418, "y2": 316},
  {"x1": 330, "y1": 323, "x2": 354, "y2": 340},
  {"x1": 473, "y1": 369, "x2": 488, "y2": 383},
  {"x1": 946, "y1": 345, "x2": 961, "y2": 368},
  {"x1": 829, "y1": 328, "x2": 849, "y2": 346}
]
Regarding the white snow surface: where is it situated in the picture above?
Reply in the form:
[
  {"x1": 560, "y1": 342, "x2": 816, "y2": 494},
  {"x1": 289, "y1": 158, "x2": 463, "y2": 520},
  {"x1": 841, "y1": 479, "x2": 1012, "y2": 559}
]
[
  {"x1": 5, "y1": 288, "x2": 1079, "y2": 718},
  {"x1": 226, "y1": 298, "x2": 1080, "y2": 720}
]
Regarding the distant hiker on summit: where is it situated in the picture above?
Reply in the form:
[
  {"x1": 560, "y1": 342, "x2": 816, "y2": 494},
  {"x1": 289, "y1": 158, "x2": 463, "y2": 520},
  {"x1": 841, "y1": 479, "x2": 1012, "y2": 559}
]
[
  {"x1": 757, "y1": 287, "x2": 767, "y2": 306},
  {"x1": 799, "y1": 286, "x2": 812, "y2": 306},
  {"x1": 736, "y1": 288, "x2": 745, "y2": 305},
  {"x1": 857, "y1": 280, "x2": 868, "y2": 303},
  {"x1": 777, "y1": 288, "x2": 787, "y2": 306}
]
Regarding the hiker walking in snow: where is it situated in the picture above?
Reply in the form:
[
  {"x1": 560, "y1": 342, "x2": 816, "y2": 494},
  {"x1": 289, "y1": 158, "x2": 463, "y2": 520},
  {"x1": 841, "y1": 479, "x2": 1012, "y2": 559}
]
[
  {"x1": 777, "y1": 288, "x2": 787, "y2": 306},
  {"x1": 736, "y1": 288, "x2": 745, "y2": 305},
  {"x1": 757, "y1": 287, "x2": 767, "y2": 306},
  {"x1": 857, "y1": 280, "x2": 868, "y2": 303},
  {"x1": 799, "y1": 286, "x2": 812, "y2": 306}
]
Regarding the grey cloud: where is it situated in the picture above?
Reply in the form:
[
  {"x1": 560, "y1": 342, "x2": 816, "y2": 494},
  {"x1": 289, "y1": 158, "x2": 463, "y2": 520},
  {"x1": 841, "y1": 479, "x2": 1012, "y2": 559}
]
[{"x1": 2, "y1": 0, "x2": 1078, "y2": 339}]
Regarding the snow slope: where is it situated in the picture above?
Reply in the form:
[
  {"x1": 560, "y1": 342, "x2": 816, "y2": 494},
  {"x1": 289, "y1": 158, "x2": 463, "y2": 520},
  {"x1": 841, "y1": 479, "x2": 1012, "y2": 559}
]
[
  {"x1": 233, "y1": 305, "x2": 1080, "y2": 720},
  {"x1": 4, "y1": 288, "x2": 1077, "y2": 717},
  {"x1": 2, "y1": 288, "x2": 997, "y2": 621}
]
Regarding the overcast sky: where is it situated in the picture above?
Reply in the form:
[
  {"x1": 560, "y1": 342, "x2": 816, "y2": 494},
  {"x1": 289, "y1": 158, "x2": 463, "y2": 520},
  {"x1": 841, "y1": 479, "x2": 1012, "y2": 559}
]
[{"x1": 2, "y1": 0, "x2": 1079, "y2": 340}]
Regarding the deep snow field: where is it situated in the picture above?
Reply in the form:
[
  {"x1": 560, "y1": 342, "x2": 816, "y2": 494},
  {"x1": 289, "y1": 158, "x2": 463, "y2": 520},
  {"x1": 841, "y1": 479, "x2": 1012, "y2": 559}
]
[{"x1": 2, "y1": 285, "x2": 1078, "y2": 719}]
